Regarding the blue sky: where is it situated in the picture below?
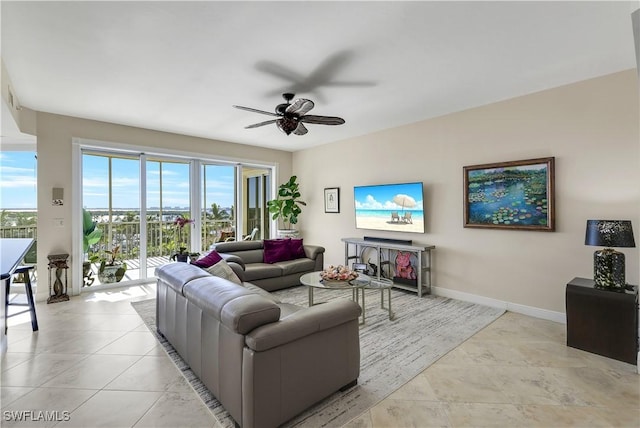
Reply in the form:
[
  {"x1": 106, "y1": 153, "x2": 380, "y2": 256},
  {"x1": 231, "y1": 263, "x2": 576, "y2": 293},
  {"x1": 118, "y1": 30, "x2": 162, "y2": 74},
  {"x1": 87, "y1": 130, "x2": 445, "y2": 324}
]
[
  {"x1": 0, "y1": 152, "x2": 235, "y2": 210},
  {"x1": 82, "y1": 155, "x2": 236, "y2": 209},
  {"x1": 0, "y1": 151, "x2": 38, "y2": 209},
  {"x1": 354, "y1": 182, "x2": 424, "y2": 210}
]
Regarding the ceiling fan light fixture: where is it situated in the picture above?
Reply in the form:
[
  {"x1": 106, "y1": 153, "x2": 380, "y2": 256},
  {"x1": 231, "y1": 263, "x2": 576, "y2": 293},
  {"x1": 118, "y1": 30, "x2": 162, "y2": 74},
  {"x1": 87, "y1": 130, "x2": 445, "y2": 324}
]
[{"x1": 276, "y1": 118, "x2": 299, "y2": 135}]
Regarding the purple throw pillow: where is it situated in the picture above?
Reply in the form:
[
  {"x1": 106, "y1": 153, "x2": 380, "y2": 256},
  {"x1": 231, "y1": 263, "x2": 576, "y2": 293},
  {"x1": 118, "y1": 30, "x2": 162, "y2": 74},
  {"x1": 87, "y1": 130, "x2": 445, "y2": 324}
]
[
  {"x1": 263, "y1": 239, "x2": 291, "y2": 263},
  {"x1": 191, "y1": 250, "x2": 223, "y2": 268},
  {"x1": 288, "y1": 238, "x2": 306, "y2": 259}
]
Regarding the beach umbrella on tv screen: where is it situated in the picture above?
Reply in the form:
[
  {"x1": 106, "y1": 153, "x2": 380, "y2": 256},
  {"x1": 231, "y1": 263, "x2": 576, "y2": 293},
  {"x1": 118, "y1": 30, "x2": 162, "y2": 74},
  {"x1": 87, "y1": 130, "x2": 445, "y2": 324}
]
[{"x1": 393, "y1": 194, "x2": 417, "y2": 213}]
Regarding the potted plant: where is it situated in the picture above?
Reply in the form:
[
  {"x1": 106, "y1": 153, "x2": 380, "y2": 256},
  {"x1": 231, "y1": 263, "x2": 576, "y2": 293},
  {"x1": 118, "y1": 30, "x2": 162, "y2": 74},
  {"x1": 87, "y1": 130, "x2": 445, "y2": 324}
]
[
  {"x1": 267, "y1": 175, "x2": 306, "y2": 238},
  {"x1": 171, "y1": 215, "x2": 194, "y2": 262},
  {"x1": 98, "y1": 245, "x2": 128, "y2": 283},
  {"x1": 170, "y1": 247, "x2": 199, "y2": 263},
  {"x1": 82, "y1": 209, "x2": 102, "y2": 287}
]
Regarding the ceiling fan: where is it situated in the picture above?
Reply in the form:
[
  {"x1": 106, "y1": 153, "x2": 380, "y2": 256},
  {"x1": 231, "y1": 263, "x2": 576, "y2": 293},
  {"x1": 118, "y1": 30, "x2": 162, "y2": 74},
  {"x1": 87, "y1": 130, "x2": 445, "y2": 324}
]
[{"x1": 233, "y1": 93, "x2": 345, "y2": 136}]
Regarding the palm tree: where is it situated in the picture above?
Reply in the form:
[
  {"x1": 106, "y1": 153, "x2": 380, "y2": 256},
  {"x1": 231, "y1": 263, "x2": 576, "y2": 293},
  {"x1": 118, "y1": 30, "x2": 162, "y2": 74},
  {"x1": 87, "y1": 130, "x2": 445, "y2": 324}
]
[{"x1": 210, "y1": 203, "x2": 229, "y2": 221}]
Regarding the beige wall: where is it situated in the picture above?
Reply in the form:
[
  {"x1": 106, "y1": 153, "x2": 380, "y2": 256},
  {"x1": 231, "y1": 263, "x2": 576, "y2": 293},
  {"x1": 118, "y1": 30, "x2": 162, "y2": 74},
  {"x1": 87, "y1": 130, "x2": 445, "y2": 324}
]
[
  {"x1": 294, "y1": 70, "x2": 639, "y2": 316},
  {"x1": 35, "y1": 113, "x2": 292, "y2": 299}
]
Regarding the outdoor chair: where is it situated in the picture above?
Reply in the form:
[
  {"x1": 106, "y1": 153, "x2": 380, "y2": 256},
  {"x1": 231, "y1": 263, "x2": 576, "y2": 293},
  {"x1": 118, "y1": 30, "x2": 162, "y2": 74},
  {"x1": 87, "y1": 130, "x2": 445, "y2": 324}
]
[
  {"x1": 391, "y1": 212, "x2": 400, "y2": 222},
  {"x1": 402, "y1": 212, "x2": 413, "y2": 223},
  {"x1": 217, "y1": 230, "x2": 235, "y2": 242},
  {"x1": 243, "y1": 227, "x2": 259, "y2": 241}
]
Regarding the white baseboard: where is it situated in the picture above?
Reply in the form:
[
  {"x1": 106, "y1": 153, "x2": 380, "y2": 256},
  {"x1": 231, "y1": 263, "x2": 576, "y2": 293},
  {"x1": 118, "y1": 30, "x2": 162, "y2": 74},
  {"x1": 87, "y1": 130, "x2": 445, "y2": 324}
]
[{"x1": 431, "y1": 286, "x2": 566, "y2": 324}]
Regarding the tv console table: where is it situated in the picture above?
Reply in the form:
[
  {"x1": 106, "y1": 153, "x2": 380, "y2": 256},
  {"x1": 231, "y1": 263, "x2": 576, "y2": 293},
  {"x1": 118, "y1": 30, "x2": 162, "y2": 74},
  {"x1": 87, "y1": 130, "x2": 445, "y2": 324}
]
[{"x1": 342, "y1": 237, "x2": 435, "y2": 297}]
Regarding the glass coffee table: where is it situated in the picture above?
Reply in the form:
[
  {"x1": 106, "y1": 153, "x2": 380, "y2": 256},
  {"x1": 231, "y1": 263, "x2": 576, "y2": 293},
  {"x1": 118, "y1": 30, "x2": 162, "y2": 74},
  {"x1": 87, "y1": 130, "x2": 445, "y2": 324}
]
[
  {"x1": 362, "y1": 278, "x2": 395, "y2": 322},
  {"x1": 300, "y1": 272, "x2": 394, "y2": 323}
]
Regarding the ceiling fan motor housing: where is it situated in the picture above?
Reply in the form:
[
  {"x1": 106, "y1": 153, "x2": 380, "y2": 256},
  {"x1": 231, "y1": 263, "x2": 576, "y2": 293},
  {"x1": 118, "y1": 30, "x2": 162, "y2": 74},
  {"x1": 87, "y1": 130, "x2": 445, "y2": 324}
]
[
  {"x1": 275, "y1": 93, "x2": 295, "y2": 114},
  {"x1": 275, "y1": 103, "x2": 289, "y2": 115}
]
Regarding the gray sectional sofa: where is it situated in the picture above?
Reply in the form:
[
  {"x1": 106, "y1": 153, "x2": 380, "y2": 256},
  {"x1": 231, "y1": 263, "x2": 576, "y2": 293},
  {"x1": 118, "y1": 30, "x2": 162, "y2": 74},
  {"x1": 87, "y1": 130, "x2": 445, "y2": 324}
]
[
  {"x1": 155, "y1": 261, "x2": 361, "y2": 428},
  {"x1": 212, "y1": 240, "x2": 325, "y2": 291}
]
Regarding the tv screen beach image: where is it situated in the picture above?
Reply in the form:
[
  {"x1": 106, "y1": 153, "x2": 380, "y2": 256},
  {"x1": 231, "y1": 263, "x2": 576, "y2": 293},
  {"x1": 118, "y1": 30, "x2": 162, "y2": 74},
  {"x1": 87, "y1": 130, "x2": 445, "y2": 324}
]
[{"x1": 354, "y1": 182, "x2": 425, "y2": 234}]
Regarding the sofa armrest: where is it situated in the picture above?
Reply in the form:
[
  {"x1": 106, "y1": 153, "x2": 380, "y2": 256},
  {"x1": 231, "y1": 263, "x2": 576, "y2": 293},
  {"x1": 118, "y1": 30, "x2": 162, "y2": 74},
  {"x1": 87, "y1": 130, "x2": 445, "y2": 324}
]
[
  {"x1": 220, "y1": 253, "x2": 245, "y2": 270},
  {"x1": 303, "y1": 244, "x2": 325, "y2": 261},
  {"x1": 244, "y1": 299, "x2": 361, "y2": 351},
  {"x1": 227, "y1": 261, "x2": 246, "y2": 282}
]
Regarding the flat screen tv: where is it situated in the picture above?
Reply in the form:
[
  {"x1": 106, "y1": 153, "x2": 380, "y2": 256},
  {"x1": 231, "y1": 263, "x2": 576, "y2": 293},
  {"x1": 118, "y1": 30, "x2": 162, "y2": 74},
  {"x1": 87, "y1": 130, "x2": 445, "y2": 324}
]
[{"x1": 354, "y1": 182, "x2": 425, "y2": 234}]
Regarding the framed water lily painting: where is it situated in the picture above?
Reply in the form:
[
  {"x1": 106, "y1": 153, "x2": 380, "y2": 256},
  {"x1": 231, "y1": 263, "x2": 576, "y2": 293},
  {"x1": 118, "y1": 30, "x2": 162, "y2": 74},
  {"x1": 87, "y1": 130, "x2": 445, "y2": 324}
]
[{"x1": 463, "y1": 157, "x2": 555, "y2": 231}]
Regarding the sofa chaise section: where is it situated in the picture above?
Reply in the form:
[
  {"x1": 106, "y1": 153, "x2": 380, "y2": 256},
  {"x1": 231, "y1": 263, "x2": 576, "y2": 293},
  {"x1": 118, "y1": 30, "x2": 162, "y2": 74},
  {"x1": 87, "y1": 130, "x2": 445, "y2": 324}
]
[{"x1": 155, "y1": 262, "x2": 361, "y2": 428}]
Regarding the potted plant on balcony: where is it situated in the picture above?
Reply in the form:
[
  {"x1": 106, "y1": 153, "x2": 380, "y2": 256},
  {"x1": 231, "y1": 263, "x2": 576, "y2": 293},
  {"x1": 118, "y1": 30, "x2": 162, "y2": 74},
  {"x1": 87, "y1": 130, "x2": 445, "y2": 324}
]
[
  {"x1": 267, "y1": 175, "x2": 306, "y2": 238},
  {"x1": 82, "y1": 209, "x2": 102, "y2": 287},
  {"x1": 171, "y1": 215, "x2": 195, "y2": 262},
  {"x1": 98, "y1": 245, "x2": 127, "y2": 283}
]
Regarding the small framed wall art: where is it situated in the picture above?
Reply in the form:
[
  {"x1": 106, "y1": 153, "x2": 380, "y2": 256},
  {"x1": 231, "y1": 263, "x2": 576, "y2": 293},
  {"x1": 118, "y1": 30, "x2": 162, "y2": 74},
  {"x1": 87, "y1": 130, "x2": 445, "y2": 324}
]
[
  {"x1": 463, "y1": 157, "x2": 555, "y2": 231},
  {"x1": 324, "y1": 187, "x2": 340, "y2": 213}
]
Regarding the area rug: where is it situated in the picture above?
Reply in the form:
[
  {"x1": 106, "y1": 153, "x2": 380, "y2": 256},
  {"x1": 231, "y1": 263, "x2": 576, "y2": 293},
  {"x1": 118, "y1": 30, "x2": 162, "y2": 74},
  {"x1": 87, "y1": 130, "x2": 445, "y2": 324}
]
[{"x1": 131, "y1": 286, "x2": 504, "y2": 427}]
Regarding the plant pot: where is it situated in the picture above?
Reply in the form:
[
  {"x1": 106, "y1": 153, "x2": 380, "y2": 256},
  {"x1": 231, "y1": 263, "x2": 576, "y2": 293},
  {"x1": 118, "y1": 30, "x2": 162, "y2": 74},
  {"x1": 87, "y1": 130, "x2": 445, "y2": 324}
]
[
  {"x1": 98, "y1": 263, "x2": 127, "y2": 284},
  {"x1": 172, "y1": 253, "x2": 189, "y2": 263},
  {"x1": 277, "y1": 229, "x2": 299, "y2": 239}
]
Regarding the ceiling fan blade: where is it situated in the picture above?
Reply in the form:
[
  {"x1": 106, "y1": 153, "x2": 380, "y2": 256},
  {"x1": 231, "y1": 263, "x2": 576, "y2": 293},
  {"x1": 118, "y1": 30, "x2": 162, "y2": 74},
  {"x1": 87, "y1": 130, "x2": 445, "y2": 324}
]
[
  {"x1": 245, "y1": 119, "x2": 278, "y2": 129},
  {"x1": 293, "y1": 122, "x2": 308, "y2": 136},
  {"x1": 233, "y1": 105, "x2": 280, "y2": 117},
  {"x1": 300, "y1": 115, "x2": 345, "y2": 125},
  {"x1": 286, "y1": 98, "x2": 314, "y2": 116}
]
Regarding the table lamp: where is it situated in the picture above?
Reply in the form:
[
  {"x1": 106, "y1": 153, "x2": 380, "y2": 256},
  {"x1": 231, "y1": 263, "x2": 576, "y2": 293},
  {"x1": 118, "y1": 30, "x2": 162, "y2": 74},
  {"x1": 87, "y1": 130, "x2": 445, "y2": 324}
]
[{"x1": 585, "y1": 220, "x2": 636, "y2": 291}]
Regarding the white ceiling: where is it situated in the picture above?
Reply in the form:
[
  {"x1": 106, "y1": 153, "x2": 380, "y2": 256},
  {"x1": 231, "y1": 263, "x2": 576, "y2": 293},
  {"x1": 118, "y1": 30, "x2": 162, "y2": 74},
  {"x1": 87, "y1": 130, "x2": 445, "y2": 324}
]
[{"x1": 1, "y1": 1, "x2": 637, "y2": 152}]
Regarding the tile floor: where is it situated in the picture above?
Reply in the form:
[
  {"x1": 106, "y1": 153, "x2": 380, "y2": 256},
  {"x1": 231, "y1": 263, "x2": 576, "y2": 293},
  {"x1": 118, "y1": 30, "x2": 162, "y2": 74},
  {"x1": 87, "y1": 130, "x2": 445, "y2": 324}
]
[
  {"x1": 2, "y1": 284, "x2": 639, "y2": 428},
  {"x1": 2, "y1": 284, "x2": 219, "y2": 428},
  {"x1": 346, "y1": 312, "x2": 640, "y2": 428}
]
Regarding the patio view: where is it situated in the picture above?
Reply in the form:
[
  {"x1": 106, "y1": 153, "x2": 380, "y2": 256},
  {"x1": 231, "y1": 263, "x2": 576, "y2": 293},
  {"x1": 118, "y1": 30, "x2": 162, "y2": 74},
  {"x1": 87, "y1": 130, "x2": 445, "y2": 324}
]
[{"x1": 1, "y1": 150, "x2": 270, "y2": 289}]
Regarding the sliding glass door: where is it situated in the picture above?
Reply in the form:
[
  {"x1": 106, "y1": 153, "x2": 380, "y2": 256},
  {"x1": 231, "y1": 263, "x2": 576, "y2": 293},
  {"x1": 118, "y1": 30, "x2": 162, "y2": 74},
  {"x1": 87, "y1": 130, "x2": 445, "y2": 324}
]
[
  {"x1": 80, "y1": 147, "x2": 273, "y2": 291},
  {"x1": 201, "y1": 164, "x2": 236, "y2": 249},
  {"x1": 82, "y1": 153, "x2": 142, "y2": 286},
  {"x1": 146, "y1": 158, "x2": 192, "y2": 278}
]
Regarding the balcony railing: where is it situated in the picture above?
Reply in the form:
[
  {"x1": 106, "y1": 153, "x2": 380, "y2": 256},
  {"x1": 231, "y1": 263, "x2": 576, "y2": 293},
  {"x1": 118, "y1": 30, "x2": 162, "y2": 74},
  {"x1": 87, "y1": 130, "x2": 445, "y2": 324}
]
[
  {"x1": 0, "y1": 225, "x2": 37, "y2": 239},
  {"x1": 0, "y1": 219, "x2": 239, "y2": 261},
  {"x1": 1, "y1": 216, "x2": 253, "y2": 287},
  {"x1": 89, "y1": 218, "x2": 236, "y2": 260}
]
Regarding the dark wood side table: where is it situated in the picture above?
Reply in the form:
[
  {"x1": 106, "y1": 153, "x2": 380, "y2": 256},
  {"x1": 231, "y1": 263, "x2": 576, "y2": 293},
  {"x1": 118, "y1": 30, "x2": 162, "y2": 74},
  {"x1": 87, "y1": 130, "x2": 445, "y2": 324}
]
[{"x1": 566, "y1": 277, "x2": 638, "y2": 365}]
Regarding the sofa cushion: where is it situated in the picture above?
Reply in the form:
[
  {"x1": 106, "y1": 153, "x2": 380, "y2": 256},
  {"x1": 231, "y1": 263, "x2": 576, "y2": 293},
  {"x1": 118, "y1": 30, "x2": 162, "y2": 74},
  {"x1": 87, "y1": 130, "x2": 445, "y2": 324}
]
[
  {"x1": 155, "y1": 262, "x2": 210, "y2": 295},
  {"x1": 221, "y1": 294, "x2": 281, "y2": 335},
  {"x1": 191, "y1": 250, "x2": 222, "y2": 268},
  {"x1": 243, "y1": 263, "x2": 283, "y2": 282},
  {"x1": 287, "y1": 238, "x2": 306, "y2": 259},
  {"x1": 274, "y1": 258, "x2": 317, "y2": 276},
  {"x1": 205, "y1": 259, "x2": 242, "y2": 285},
  {"x1": 184, "y1": 276, "x2": 280, "y2": 334},
  {"x1": 263, "y1": 239, "x2": 291, "y2": 263}
]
